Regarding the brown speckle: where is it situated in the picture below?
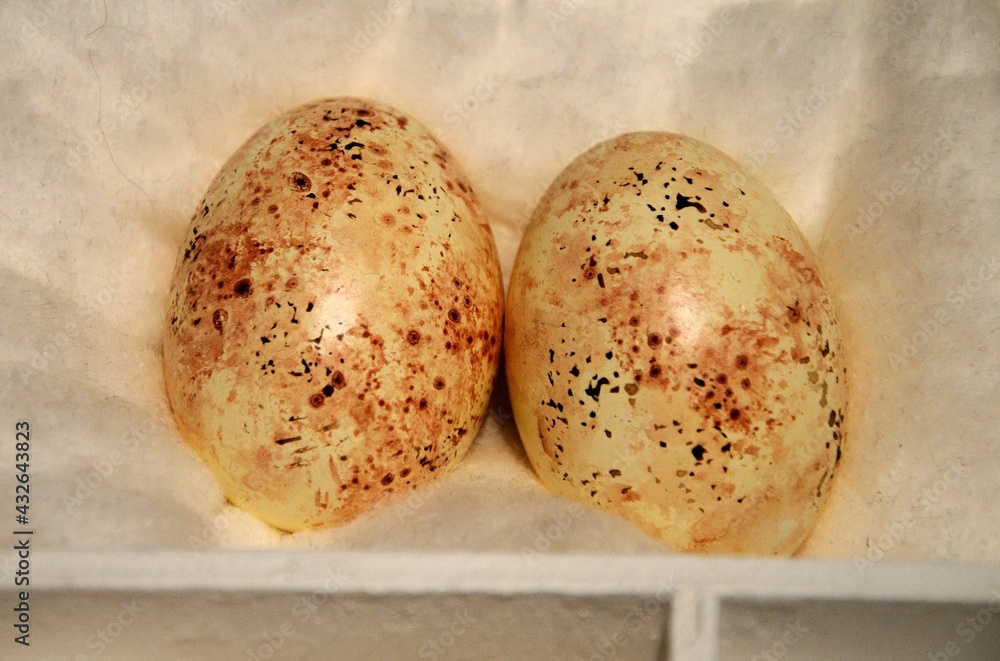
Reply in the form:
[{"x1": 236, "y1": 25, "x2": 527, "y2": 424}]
[
  {"x1": 212, "y1": 309, "x2": 227, "y2": 331},
  {"x1": 234, "y1": 279, "x2": 252, "y2": 297},
  {"x1": 332, "y1": 371, "x2": 346, "y2": 388},
  {"x1": 290, "y1": 172, "x2": 312, "y2": 192}
]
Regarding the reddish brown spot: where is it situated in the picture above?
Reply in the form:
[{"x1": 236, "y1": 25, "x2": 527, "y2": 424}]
[
  {"x1": 268, "y1": 204, "x2": 278, "y2": 213},
  {"x1": 741, "y1": 378, "x2": 752, "y2": 390},
  {"x1": 649, "y1": 364, "x2": 662, "y2": 378},
  {"x1": 407, "y1": 330, "x2": 421, "y2": 345},
  {"x1": 381, "y1": 473, "x2": 394, "y2": 486},
  {"x1": 716, "y1": 374, "x2": 727, "y2": 384},
  {"x1": 309, "y1": 393, "x2": 325, "y2": 408},
  {"x1": 332, "y1": 371, "x2": 346, "y2": 388},
  {"x1": 212, "y1": 309, "x2": 227, "y2": 331},
  {"x1": 730, "y1": 409, "x2": 741, "y2": 420},
  {"x1": 321, "y1": 158, "x2": 332, "y2": 166},
  {"x1": 648, "y1": 333, "x2": 662, "y2": 348},
  {"x1": 735, "y1": 355, "x2": 749, "y2": 369},
  {"x1": 234, "y1": 279, "x2": 252, "y2": 297},
  {"x1": 290, "y1": 172, "x2": 312, "y2": 192},
  {"x1": 433, "y1": 377, "x2": 445, "y2": 390},
  {"x1": 285, "y1": 277, "x2": 298, "y2": 290},
  {"x1": 448, "y1": 309, "x2": 461, "y2": 323},
  {"x1": 787, "y1": 305, "x2": 801, "y2": 323},
  {"x1": 400, "y1": 467, "x2": 411, "y2": 478},
  {"x1": 382, "y1": 213, "x2": 395, "y2": 226},
  {"x1": 629, "y1": 316, "x2": 640, "y2": 327},
  {"x1": 583, "y1": 268, "x2": 596, "y2": 280},
  {"x1": 418, "y1": 398, "x2": 428, "y2": 410},
  {"x1": 251, "y1": 197, "x2": 261, "y2": 206}
]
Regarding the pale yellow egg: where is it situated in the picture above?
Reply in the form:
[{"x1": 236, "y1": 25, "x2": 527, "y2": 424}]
[
  {"x1": 506, "y1": 132, "x2": 846, "y2": 555},
  {"x1": 163, "y1": 98, "x2": 503, "y2": 532}
]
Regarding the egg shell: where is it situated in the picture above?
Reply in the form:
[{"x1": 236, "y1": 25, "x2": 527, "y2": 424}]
[
  {"x1": 163, "y1": 98, "x2": 504, "y2": 532},
  {"x1": 505, "y1": 132, "x2": 847, "y2": 555}
]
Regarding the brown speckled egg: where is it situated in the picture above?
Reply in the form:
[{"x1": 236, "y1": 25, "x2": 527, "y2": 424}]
[
  {"x1": 506, "y1": 132, "x2": 847, "y2": 555},
  {"x1": 163, "y1": 98, "x2": 503, "y2": 532}
]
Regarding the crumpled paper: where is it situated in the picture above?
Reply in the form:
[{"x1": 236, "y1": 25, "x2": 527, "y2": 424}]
[{"x1": 1, "y1": 0, "x2": 997, "y2": 563}]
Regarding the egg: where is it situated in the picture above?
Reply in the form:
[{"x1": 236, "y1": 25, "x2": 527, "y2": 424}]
[
  {"x1": 163, "y1": 98, "x2": 503, "y2": 532},
  {"x1": 505, "y1": 132, "x2": 846, "y2": 555}
]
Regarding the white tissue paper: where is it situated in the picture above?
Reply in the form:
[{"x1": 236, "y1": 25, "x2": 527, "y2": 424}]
[{"x1": 1, "y1": 0, "x2": 998, "y2": 566}]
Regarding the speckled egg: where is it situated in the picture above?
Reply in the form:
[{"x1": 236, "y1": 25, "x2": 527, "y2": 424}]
[
  {"x1": 163, "y1": 98, "x2": 503, "y2": 532},
  {"x1": 506, "y1": 132, "x2": 846, "y2": 555}
]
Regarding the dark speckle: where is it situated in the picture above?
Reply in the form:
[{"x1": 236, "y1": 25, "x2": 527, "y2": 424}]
[
  {"x1": 212, "y1": 309, "x2": 227, "y2": 331},
  {"x1": 691, "y1": 445, "x2": 706, "y2": 461},
  {"x1": 234, "y1": 279, "x2": 252, "y2": 297},
  {"x1": 585, "y1": 377, "x2": 611, "y2": 401},
  {"x1": 675, "y1": 194, "x2": 707, "y2": 213},
  {"x1": 290, "y1": 172, "x2": 312, "y2": 192}
]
